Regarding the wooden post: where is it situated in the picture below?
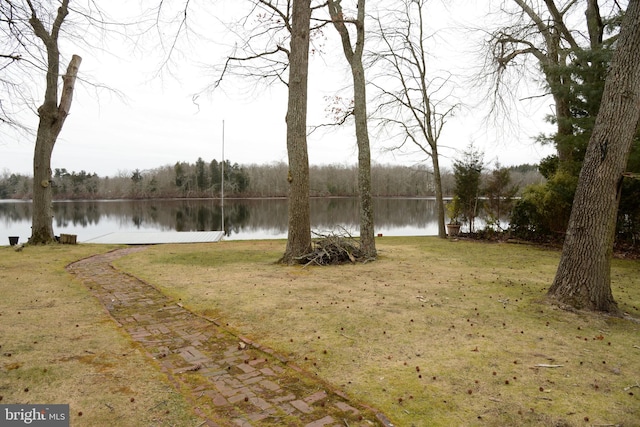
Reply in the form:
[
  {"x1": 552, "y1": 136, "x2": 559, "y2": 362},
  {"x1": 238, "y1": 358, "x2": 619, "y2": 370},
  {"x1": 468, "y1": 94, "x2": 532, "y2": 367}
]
[{"x1": 60, "y1": 234, "x2": 77, "y2": 244}]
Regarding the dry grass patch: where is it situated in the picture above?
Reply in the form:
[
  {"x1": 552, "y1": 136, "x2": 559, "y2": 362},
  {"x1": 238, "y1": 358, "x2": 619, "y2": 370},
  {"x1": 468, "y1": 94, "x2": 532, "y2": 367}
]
[
  {"x1": 116, "y1": 237, "x2": 640, "y2": 427},
  {"x1": 0, "y1": 244, "x2": 200, "y2": 427}
]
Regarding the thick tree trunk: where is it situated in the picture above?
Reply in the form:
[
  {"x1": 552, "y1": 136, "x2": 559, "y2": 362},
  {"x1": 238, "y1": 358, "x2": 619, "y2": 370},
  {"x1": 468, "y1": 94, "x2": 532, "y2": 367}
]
[
  {"x1": 548, "y1": 0, "x2": 640, "y2": 313},
  {"x1": 31, "y1": 118, "x2": 57, "y2": 244},
  {"x1": 282, "y1": 0, "x2": 312, "y2": 264},
  {"x1": 30, "y1": 53, "x2": 82, "y2": 244}
]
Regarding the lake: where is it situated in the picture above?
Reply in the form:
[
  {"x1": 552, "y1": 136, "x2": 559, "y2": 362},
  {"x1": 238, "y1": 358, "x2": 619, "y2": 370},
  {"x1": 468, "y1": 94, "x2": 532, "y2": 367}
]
[{"x1": 0, "y1": 198, "x2": 441, "y2": 246}]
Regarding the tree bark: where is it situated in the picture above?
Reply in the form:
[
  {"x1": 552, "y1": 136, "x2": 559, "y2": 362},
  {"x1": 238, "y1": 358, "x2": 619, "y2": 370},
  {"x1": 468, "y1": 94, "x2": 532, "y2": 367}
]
[
  {"x1": 548, "y1": 0, "x2": 640, "y2": 313},
  {"x1": 328, "y1": 0, "x2": 376, "y2": 258},
  {"x1": 282, "y1": 0, "x2": 312, "y2": 263},
  {"x1": 28, "y1": 0, "x2": 80, "y2": 244},
  {"x1": 352, "y1": 47, "x2": 376, "y2": 258},
  {"x1": 432, "y1": 145, "x2": 446, "y2": 238},
  {"x1": 31, "y1": 54, "x2": 82, "y2": 244}
]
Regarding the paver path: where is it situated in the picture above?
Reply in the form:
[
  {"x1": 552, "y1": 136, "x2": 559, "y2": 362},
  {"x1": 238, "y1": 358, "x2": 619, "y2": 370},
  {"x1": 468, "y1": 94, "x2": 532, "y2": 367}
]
[{"x1": 67, "y1": 247, "x2": 393, "y2": 427}]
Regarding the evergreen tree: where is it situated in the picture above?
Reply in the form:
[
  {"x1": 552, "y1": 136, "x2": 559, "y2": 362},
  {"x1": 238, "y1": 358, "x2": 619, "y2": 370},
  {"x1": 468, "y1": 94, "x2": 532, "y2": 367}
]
[
  {"x1": 453, "y1": 145, "x2": 483, "y2": 233},
  {"x1": 511, "y1": 7, "x2": 640, "y2": 243}
]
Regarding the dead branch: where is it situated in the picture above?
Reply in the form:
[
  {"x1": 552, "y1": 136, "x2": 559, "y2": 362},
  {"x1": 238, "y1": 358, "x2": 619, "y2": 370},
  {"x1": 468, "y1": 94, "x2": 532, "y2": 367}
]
[
  {"x1": 295, "y1": 231, "x2": 369, "y2": 266},
  {"x1": 623, "y1": 382, "x2": 640, "y2": 391}
]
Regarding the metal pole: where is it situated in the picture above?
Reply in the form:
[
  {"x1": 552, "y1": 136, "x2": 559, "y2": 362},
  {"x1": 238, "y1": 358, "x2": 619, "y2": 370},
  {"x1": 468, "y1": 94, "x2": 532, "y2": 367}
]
[{"x1": 221, "y1": 120, "x2": 225, "y2": 234}]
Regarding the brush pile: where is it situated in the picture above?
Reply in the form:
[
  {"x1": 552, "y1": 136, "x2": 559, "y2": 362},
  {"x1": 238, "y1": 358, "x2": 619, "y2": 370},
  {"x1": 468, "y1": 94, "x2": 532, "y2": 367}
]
[{"x1": 295, "y1": 232, "x2": 372, "y2": 266}]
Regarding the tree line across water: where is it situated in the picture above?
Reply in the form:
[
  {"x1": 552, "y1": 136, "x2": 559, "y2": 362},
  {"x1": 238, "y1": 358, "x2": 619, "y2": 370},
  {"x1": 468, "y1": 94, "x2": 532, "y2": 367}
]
[
  {"x1": 0, "y1": 159, "x2": 543, "y2": 200},
  {"x1": 3, "y1": 156, "x2": 637, "y2": 245}
]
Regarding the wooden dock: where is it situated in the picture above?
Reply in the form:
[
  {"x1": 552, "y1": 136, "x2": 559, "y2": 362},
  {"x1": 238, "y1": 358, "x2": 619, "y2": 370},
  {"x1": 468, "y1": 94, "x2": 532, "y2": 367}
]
[{"x1": 82, "y1": 231, "x2": 224, "y2": 245}]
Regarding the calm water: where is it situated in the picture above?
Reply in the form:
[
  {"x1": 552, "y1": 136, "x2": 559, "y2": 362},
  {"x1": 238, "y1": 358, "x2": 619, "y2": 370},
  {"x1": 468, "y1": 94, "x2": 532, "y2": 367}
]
[{"x1": 0, "y1": 198, "x2": 440, "y2": 245}]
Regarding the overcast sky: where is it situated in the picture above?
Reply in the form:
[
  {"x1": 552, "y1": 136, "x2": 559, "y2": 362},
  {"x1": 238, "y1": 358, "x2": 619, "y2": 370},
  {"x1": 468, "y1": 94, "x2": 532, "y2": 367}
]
[{"x1": 1, "y1": 0, "x2": 555, "y2": 177}]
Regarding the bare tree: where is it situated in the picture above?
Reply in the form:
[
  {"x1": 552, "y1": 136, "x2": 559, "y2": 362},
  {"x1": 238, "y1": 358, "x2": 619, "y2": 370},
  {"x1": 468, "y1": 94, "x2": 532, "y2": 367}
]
[
  {"x1": 483, "y1": 0, "x2": 624, "y2": 168},
  {"x1": 208, "y1": 1, "x2": 334, "y2": 262},
  {"x1": 369, "y1": 0, "x2": 458, "y2": 239},
  {"x1": 327, "y1": 0, "x2": 376, "y2": 258},
  {"x1": 1, "y1": 0, "x2": 82, "y2": 244},
  {"x1": 548, "y1": 0, "x2": 640, "y2": 314}
]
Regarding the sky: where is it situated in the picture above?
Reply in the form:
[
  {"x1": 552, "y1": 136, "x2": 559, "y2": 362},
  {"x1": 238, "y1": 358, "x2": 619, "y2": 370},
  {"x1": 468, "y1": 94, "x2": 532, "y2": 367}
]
[{"x1": 1, "y1": 0, "x2": 556, "y2": 178}]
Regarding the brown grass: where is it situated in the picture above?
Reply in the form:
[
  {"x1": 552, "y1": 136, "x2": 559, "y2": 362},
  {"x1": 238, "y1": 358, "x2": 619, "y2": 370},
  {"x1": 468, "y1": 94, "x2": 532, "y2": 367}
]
[
  {"x1": 114, "y1": 237, "x2": 640, "y2": 427},
  {"x1": 0, "y1": 244, "x2": 200, "y2": 426}
]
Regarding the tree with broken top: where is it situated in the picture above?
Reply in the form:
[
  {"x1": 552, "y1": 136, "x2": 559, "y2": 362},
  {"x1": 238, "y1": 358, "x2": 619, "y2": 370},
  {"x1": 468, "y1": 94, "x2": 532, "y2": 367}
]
[{"x1": 1, "y1": 0, "x2": 82, "y2": 244}]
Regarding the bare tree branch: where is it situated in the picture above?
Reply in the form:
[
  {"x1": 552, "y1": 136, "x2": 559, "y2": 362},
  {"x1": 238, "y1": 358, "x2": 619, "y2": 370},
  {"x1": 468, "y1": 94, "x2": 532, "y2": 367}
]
[
  {"x1": 367, "y1": 0, "x2": 459, "y2": 238},
  {"x1": 478, "y1": 0, "x2": 625, "y2": 166}
]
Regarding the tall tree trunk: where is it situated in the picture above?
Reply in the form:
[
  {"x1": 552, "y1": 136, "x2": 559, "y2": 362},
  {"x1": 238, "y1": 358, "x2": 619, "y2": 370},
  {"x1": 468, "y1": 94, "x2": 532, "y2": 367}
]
[
  {"x1": 282, "y1": 0, "x2": 312, "y2": 263},
  {"x1": 28, "y1": 0, "x2": 81, "y2": 245},
  {"x1": 328, "y1": 0, "x2": 376, "y2": 258},
  {"x1": 352, "y1": 52, "x2": 376, "y2": 257},
  {"x1": 548, "y1": 0, "x2": 640, "y2": 313},
  {"x1": 31, "y1": 55, "x2": 82, "y2": 244},
  {"x1": 431, "y1": 145, "x2": 446, "y2": 238}
]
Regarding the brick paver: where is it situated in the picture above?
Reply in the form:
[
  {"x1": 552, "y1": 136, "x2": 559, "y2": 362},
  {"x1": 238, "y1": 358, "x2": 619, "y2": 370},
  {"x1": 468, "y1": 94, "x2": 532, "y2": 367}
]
[{"x1": 67, "y1": 247, "x2": 393, "y2": 427}]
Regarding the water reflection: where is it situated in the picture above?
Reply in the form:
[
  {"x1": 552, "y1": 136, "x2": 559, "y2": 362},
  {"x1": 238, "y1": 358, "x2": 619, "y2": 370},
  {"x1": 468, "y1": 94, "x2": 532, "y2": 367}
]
[{"x1": 0, "y1": 198, "x2": 440, "y2": 244}]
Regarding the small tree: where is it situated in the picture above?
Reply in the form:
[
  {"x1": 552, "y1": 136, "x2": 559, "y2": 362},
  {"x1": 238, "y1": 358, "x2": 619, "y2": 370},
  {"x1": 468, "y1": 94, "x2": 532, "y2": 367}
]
[
  {"x1": 453, "y1": 144, "x2": 483, "y2": 233},
  {"x1": 483, "y1": 163, "x2": 518, "y2": 231},
  {"x1": 446, "y1": 195, "x2": 462, "y2": 225},
  {"x1": 369, "y1": 0, "x2": 458, "y2": 240}
]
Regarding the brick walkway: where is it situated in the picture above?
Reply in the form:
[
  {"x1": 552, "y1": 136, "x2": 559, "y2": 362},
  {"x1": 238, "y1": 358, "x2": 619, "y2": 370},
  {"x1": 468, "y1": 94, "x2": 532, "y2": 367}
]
[{"x1": 67, "y1": 247, "x2": 393, "y2": 427}]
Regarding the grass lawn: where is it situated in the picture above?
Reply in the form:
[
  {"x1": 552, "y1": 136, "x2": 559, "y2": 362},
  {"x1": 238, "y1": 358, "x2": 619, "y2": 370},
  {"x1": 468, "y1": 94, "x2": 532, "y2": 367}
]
[
  {"x1": 1, "y1": 237, "x2": 638, "y2": 426},
  {"x1": 114, "y1": 237, "x2": 640, "y2": 427},
  {"x1": 0, "y1": 244, "x2": 200, "y2": 426}
]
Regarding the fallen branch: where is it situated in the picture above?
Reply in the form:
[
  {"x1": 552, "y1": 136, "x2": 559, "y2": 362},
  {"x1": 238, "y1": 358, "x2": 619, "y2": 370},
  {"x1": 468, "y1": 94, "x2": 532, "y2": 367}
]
[
  {"x1": 295, "y1": 231, "x2": 370, "y2": 266},
  {"x1": 623, "y1": 382, "x2": 640, "y2": 391},
  {"x1": 534, "y1": 364, "x2": 564, "y2": 368}
]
